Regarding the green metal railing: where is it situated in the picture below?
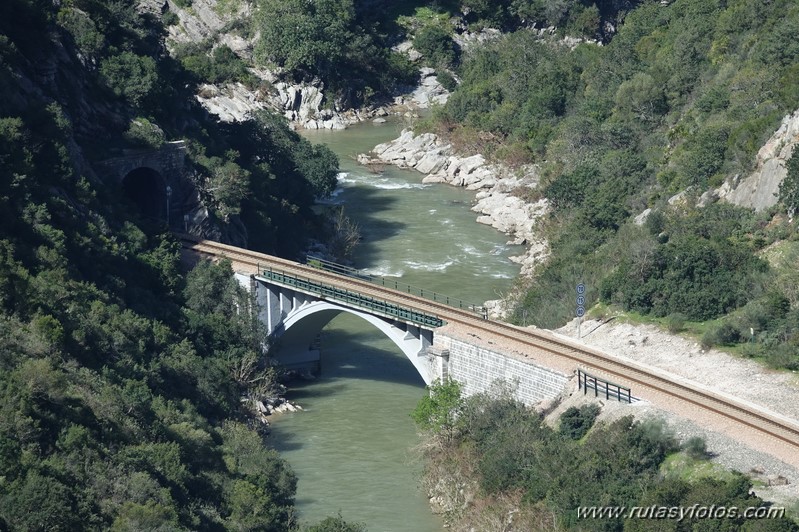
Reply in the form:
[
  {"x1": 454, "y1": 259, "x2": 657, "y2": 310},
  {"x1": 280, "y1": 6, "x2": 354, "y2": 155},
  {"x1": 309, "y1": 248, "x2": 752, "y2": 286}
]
[
  {"x1": 306, "y1": 256, "x2": 487, "y2": 317},
  {"x1": 259, "y1": 266, "x2": 445, "y2": 328}
]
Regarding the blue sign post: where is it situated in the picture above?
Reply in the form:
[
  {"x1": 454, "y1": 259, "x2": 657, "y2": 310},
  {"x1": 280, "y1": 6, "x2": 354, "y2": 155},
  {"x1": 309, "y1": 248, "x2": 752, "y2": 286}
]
[{"x1": 576, "y1": 283, "x2": 586, "y2": 339}]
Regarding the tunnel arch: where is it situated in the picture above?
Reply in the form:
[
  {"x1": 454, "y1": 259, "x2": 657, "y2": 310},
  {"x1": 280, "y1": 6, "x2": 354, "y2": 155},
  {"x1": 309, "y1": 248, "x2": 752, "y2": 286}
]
[
  {"x1": 275, "y1": 301, "x2": 436, "y2": 384},
  {"x1": 121, "y1": 167, "x2": 167, "y2": 220}
]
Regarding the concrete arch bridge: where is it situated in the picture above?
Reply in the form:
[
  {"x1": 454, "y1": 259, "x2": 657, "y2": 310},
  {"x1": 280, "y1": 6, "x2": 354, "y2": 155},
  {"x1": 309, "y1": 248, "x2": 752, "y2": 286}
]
[{"x1": 181, "y1": 235, "x2": 799, "y2": 470}]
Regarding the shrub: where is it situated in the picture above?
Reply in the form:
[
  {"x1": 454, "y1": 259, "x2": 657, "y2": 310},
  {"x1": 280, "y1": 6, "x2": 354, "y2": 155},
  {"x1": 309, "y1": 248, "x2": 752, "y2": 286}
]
[
  {"x1": 306, "y1": 515, "x2": 366, "y2": 532},
  {"x1": 411, "y1": 378, "x2": 464, "y2": 444},
  {"x1": 701, "y1": 322, "x2": 741, "y2": 349},
  {"x1": 665, "y1": 312, "x2": 687, "y2": 333},
  {"x1": 683, "y1": 436, "x2": 708, "y2": 459},
  {"x1": 100, "y1": 52, "x2": 157, "y2": 106},
  {"x1": 124, "y1": 118, "x2": 165, "y2": 149},
  {"x1": 559, "y1": 403, "x2": 601, "y2": 440},
  {"x1": 162, "y1": 10, "x2": 179, "y2": 26},
  {"x1": 414, "y1": 24, "x2": 458, "y2": 69},
  {"x1": 779, "y1": 145, "x2": 799, "y2": 216},
  {"x1": 57, "y1": 7, "x2": 104, "y2": 59},
  {"x1": 437, "y1": 70, "x2": 457, "y2": 92},
  {"x1": 764, "y1": 344, "x2": 799, "y2": 371}
]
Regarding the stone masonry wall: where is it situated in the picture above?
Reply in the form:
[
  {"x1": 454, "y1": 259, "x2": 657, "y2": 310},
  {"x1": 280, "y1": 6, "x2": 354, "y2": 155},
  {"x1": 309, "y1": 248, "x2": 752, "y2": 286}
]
[{"x1": 434, "y1": 334, "x2": 570, "y2": 406}]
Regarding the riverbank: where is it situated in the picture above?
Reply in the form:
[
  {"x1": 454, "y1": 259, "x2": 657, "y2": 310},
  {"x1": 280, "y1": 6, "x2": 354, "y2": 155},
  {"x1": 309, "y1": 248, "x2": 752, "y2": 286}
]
[
  {"x1": 194, "y1": 65, "x2": 450, "y2": 129},
  {"x1": 416, "y1": 313, "x2": 799, "y2": 530},
  {"x1": 357, "y1": 129, "x2": 550, "y2": 285}
]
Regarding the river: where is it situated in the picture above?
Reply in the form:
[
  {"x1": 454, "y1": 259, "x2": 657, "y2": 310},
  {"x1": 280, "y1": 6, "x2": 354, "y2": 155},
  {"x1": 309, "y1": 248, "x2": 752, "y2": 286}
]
[{"x1": 267, "y1": 119, "x2": 521, "y2": 530}]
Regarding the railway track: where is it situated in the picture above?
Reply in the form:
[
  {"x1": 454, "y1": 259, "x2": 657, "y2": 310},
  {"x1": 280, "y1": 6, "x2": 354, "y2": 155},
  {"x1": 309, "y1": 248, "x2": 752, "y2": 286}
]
[{"x1": 180, "y1": 235, "x2": 799, "y2": 465}]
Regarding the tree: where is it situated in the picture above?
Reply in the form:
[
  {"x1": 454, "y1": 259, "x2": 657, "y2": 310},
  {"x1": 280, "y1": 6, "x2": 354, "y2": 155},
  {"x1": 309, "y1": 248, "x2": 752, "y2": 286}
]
[
  {"x1": 414, "y1": 25, "x2": 458, "y2": 69},
  {"x1": 1, "y1": 471, "x2": 80, "y2": 531},
  {"x1": 100, "y1": 52, "x2": 157, "y2": 106},
  {"x1": 411, "y1": 378, "x2": 464, "y2": 445},
  {"x1": 559, "y1": 404, "x2": 601, "y2": 440},
  {"x1": 206, "y1": 159, "x2": 250, "y2": 220},
  {"x1": 254, "y1": 0, "x2": 356, "y2": 79},
  {"x1": 614, "y1": 72, "x2": 667, "y2": 122}
]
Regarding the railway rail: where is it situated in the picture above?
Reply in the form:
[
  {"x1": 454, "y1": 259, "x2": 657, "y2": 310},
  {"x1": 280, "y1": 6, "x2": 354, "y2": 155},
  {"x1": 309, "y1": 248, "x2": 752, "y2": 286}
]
[{"x1": 180, "y1": 235, "x2": 799, "y2": 466}]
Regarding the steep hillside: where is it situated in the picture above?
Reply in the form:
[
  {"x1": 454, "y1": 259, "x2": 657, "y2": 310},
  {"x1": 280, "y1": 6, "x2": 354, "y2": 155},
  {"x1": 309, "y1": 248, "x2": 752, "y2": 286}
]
[
  {"x1": 415, "y1": 0, "x2": 799, "y2": 370},
  {"x1": 0, "y1": 0, "x2": 351, "y2": 529}
]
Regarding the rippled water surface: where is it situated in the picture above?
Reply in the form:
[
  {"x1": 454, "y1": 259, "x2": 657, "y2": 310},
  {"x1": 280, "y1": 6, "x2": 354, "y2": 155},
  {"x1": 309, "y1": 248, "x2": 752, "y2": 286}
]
[{"x1": 268, "y1": 119, "x2": 520, "y2": 530}]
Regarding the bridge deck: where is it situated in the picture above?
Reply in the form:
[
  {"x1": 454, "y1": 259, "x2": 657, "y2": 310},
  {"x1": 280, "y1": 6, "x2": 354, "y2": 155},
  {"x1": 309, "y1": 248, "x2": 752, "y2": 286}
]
[
  {"x1": 258, "y1": 267, "x2": 444, "y2": 328},
  {"x1": 180, "y1": 235, "x2": 799, "y2": 469}
]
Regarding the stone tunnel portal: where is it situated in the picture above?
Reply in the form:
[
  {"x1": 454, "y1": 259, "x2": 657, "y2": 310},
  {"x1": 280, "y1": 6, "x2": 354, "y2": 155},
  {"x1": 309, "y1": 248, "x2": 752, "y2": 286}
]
[{"x1": 122, "y1": 167, "x2": 167, "y2": 220}]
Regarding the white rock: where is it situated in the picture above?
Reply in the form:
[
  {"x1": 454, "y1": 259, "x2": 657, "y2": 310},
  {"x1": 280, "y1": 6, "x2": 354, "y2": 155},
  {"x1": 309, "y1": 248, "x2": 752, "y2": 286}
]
[
  {"x1": 717, "y1": 108, "x2": 799, "y2": 211},
  {"x1": 634, "y1": 208, "x2": 652, "y2": 225}
]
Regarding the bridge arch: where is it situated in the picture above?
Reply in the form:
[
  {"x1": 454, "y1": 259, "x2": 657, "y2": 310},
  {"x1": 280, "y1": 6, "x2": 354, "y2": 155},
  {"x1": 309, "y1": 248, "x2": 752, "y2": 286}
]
[
  {"x1": 274, "y1": 300, "x2": 436, "y2": 384},
  {"x1": 122, "y1": 166, "x2": 167, "y2": 220}
]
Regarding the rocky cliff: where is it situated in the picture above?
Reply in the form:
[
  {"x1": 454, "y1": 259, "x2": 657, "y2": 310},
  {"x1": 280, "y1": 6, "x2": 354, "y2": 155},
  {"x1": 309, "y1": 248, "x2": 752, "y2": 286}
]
[{"x1": 711, "y1": 109, "x2": 799, "y2": 211}]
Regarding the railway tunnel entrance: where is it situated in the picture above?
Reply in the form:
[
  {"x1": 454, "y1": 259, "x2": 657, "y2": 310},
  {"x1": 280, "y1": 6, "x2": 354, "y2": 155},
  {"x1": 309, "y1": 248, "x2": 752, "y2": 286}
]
[{"x1": 122, "y1": 167, "x2": 167, "y2": 220}]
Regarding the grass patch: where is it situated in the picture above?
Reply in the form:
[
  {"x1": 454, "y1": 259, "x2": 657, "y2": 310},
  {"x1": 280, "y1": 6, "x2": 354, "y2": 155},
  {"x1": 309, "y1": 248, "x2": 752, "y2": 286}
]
[
  {"x1": 759, "y1": 239, "x2": 799, "y2": 270},
  {"x1": 586, "y1": 302, "x2": 724, "y2": 342},
  {"x1": 661, "y1": 452, "x2": 738, "y2": 484}
]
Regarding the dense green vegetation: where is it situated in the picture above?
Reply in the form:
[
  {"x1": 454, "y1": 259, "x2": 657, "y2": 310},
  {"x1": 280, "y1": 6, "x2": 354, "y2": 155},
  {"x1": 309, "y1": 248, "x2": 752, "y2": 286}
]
[
  {"x1": 0, "y1": 96, "x2": 297, "y2": 525},
  {"x1": 0, "y1": 0, "x2": 350, "y2": 529},
  {"x1": 16, "y1": 0, "x2": 339, "y2": 256},
  {"x1": 413, "y1": 381, "x2": 798, "y2": 530},
  {"x1": 3, "y1": 0, "x2": 798, "y2": 527},
  {"x1": 416, "y1": 0, "x2": 799, "y2": 369},
  {"x1": 249, "y1": 0, "x2": 635, "y2": 107},
  {"x1": 253, "y1": 0, "x2": 418, "y2": 107}
]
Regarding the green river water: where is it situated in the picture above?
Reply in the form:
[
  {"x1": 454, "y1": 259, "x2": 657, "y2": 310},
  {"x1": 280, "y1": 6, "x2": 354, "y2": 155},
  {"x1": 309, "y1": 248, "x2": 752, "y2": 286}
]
[{"x1": 267, "y1": 120, "x2": 522, "y2": 531}]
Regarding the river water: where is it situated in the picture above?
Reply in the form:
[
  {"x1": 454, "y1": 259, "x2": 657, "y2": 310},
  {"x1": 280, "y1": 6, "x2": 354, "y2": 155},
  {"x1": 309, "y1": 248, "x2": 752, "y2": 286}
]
[{"x1": 267, "y1": 119, "x2": 521, "y2": 530}]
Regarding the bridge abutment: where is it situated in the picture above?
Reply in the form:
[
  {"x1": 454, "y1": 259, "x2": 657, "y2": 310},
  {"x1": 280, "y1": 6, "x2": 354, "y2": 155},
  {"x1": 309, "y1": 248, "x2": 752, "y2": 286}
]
[{"x1": 431, "y1": 334, "x2": 570, "y2": 406}]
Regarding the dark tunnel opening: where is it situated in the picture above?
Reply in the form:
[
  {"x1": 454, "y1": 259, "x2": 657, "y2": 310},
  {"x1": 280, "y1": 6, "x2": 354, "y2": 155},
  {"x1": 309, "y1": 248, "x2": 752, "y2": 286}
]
[{"x1": 122, "y1": 167, "x2": 166, "y2": 220}]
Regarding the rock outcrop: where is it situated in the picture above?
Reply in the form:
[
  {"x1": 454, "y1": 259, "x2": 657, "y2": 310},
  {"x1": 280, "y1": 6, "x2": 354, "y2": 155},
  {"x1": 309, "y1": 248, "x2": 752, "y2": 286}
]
[
  {"x1": 359, "y1": 129, "x2": 549, "y2": 276},
  {"x1": 166, "y1": 0, "x2": 455, "y2": 129},
  {"x1": 167, "y1": 0, "x2": 398, "y2": 128},
  {"x1": 711, "y1": 109, "x2": 799, "y2": 211},
  {"x1": 166, "y1": 0, "x2": 250, "y2": 46},
  {"x1": 410, "y1": 67, "x2": 450, "y2": 108},
  {"x1": 195, "y1": 82, "x2": 269, "y2": 123}
]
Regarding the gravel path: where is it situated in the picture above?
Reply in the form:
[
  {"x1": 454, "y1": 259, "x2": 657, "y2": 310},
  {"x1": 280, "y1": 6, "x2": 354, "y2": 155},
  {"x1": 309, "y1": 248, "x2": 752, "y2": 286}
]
[{"x1": 556, "y1": 318, "x2": 799, "y2": 420}]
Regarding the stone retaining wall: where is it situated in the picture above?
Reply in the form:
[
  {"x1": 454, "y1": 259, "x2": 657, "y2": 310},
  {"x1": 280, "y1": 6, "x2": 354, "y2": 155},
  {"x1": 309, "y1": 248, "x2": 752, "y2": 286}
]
[{"x1": 434, "y1": 334, "x2": 570, "y2": 405}]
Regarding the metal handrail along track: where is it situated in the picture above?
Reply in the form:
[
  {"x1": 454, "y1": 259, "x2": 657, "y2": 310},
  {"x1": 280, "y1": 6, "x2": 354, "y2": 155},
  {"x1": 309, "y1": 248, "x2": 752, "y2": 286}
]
[
  {"x1": 259, "y1": 266, "x2": 444, "y2": 328},
  {"x1": 306, "y1": 255, "x2": 486, "y2": 316}
]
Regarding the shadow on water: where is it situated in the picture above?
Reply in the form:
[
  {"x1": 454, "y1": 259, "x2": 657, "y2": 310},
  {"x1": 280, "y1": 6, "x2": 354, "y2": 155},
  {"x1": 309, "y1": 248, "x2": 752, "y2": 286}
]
[
  {"x1": 335, "y1": 184, "x2": 409, "y2": 265},
  {"x1": 285, "y1": 327, "x2": 427, "y2": 393},
  {"x1": 268, "y1": 322, "x2": 428, "y2": 454},
  {"x1": 266, "y1": 425, "x2": 305, "y2": 452}
]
